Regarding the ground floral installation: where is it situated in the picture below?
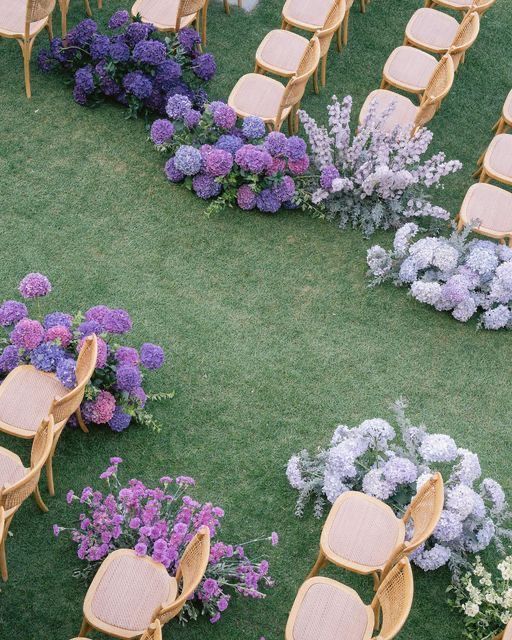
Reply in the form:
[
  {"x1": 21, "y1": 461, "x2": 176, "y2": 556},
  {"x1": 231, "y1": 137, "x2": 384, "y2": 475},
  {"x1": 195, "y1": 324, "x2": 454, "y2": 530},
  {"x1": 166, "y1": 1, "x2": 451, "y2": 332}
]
[
  {"x1": 298, "y1": 95, "x2": 462, "y2": 237},
  {"x1": 448, "y1": 554, "x2": 512, "y2": 640},
  {"x1": 0, "y1": 273, "x2": 171, "y2": 432},
  {"x1": 38, "y1": 10, "x2": 216, "y2": 118},
  {"x1": 150, "y1": 99, "x2": 311, "y2": 215},
  {"x1": 287, "y1": 399, "x2": 512, "y2": 575},
  {"x1": 54, "y1": 458, "x2": 277, "y2": 624},
  {"x1": 367, "y1": 223, "x2": 512, "y2": 330}
]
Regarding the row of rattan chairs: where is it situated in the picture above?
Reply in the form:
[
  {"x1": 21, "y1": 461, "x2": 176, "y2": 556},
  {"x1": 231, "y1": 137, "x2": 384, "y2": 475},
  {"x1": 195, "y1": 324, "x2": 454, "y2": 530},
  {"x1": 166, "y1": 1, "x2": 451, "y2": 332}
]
[
  {"x1": 284, "y1": 474, "x2": 444, "y2": 640},
  {"x1": 357, "y1": 0, "x2": 490, "y2": 135},
  {"x1": 457, "y1": 90, "x2": 512, "y2": 245},
  {"x1": 0, "y1": 335, "x2": 98, "y2": 581}
]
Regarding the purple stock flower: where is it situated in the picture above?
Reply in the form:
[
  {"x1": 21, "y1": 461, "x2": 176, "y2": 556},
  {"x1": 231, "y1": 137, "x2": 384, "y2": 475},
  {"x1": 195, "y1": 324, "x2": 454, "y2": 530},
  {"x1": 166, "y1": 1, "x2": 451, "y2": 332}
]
[
  {"x1": 0, "y1": 300, "x2": 28, "y2": 327},
  {"x1": 237, "y1": 185, "x2": 257, "y2": 211},
  {"x1": 10, "y1": 318, "x2": 45, "y2": 350},
  {"x1": 108, "y1": 407, "x2": 132, "y2": 432},
  {"x1": 256, "y1": 189, "x2": 280, "y2": 214},
  {"x1": 271, "y1": 532, "x2": 279, "y2": 546},
  {"x1": 192, "y1": 174, "x2": 222, "y2": 199},
  {"x1": 192, "y1": 53, "x2": 216, "y2": 81},
  {"x1": 123, "y1": 71, "x2": 153, "y2": 100},
  {"x1": 164, "y1": 157, "x2": 185, "y2": 183},
  {"x1": 174, "y1": 145, "x2": 202, "y2": 176},
  {"x1": 19, "y1": 273, "x2": 52, "y2": 299},
  {"x1": 140, "y1": 343, "x2": 164, "y2": 369},
  {"x1": 108, "y1": 9, "x2": 130, "y2": 29},
  {"x1": 150, "y1": 119, "x2": 175, "y2": 145}
]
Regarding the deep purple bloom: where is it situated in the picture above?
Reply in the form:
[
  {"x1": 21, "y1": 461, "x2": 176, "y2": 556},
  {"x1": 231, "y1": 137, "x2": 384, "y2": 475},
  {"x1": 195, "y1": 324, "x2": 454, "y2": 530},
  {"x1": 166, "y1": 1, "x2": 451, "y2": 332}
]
[
  {"x1": 104, "y1": 309, "x2": 132, "y2": 334},
  {"x1": 116, "y1": 346, "x2": 140, "y2": 366},
  {"x1": 108, "y1": 407, "x2": 132, "y2": 432},
  {"x1": 75, "y1": 65, "x2": 95, "y2": 96},
  {"x1": 215, "y1": 134, "x2": 243, "y2": 155},
  {"x1": 177, "y1": 28, "x2": 201, "y2": 54},
  {"x1": 184, "y1": 109, "x2": 201, "y2": 129},
  {"x1": 256, "y1": 189, "x2": 281, "y2": 213},
  {"x1": 0, "y1": 345, "x2": 21, "y2": 373},
  {"x1": 273, "y1": 175, "x2": 296, "y2": 202},
  {"x1": 108, "y1": 40, "x2": 130, "y2": 63},
  {"x1": 235, "y1": 145, "x2": 272, "y2": 175},
  {"x1": 77, "y1": 320, "x2": 103, "y2": 337},
  {"x1": 155, "y1": 60, "x2": 182, "y2": 91},
  {"x1": 174, "y1": 145, "x2": 202, "y2": 176},
  {"x1": 108, "y1": 9, "x2": 130, "y2": 29},
  {"x1": 236, "y1": 185, "x2": 257, "y2": 211},
  {"x1": 209, "y1": 102, "x2": 237, "y2": 130},
  {"x1": 66, "y1": 19, "x2": 98, "y2": 47},
  {"x1": 264, "y1": 131, "x2": 287, "y2": 157},
  {"x1": 30, "y1": 342, "x2": 65, "y2": 372},
  {"x1": 164, "y1": 157, "x2": 185, "y2": 183},
  {"x1": 85, "y1": 305, "x2": 109, "y2": 326},
  {"x1": 10, "y1": 318, "x2": 45, "y2": 350},
  {"x1": 140, "y1": 343, "x2": 165, "y2": 369},
  {"x1": 192, "y1": 53, "x2": 216, "y2": 81},
  {"x1": 0, "y1": 300, "x2": 28, "y2": 327},
  {"x1": 132, "y1": 40, "x2": 167, "y2": 66},
  {"x1": 123, "y1": 71, "x2": 153, "y2": 100},
  {"x1": 44, "y1": 311, "x2": 73, "y2": 330},
  {"x1": 95, "y1": 61, "x2": 121, "y2": 96},
  {"x1": 116, "y1": 364, "x2": 142, "y2": 392},
  {"x1": 192, "y1": 174, "x2": 222, "y2": 200},
  {"x1": 205, "y1": 148, "x2": 233, "y2": 178},
  {"x1": 150, "y1": 119, "x2": 175, "y2": 145},
  {"x1": 125, "y1": 21, "x2": 153, "y2": 47},
  {"x1": 90, "y1": 34, "x2": 110, "y2": 61},
  {"x1": 320, "y1": 165, "x2": 340, "y2": 190},
  {"x1": 166, "y1": 94, "x2": 192, "y2": 119},
  {"x1": 37, "y1": 50, "x2": 54, "y2": 73},
  {"x1": 19, "y1": 273, "x2": 52, "y2": 299},
  {"x1": 242, "y1": 116, "x2": 266, "y2": 141},
  {"x1": 285, "y1": 136, "x2": 307, "y2": 161},
  {"x1": 56, "y1": 358, "x2": 77, "y2": 389}
]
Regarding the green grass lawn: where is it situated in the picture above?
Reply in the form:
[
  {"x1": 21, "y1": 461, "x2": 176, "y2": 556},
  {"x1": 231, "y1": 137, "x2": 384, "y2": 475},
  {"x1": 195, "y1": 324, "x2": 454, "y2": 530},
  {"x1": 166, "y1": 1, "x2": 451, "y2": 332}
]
[{"x1": 1, "y1": 0, "x2": 512, "y2": 638}]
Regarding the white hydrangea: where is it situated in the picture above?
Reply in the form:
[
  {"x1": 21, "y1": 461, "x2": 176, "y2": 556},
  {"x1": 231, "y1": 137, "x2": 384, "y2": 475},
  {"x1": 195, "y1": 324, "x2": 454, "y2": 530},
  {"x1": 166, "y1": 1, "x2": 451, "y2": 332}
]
[
  {"x1": 432, "y1": 242, "x2": 459, "y2": 272},
  {"x1": 410, "y1": 280, "x2": 442, "y2": 306}
]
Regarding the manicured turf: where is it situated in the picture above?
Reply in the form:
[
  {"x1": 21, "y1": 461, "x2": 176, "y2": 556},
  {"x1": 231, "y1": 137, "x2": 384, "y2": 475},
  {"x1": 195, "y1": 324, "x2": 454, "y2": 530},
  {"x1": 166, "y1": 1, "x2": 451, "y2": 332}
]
[{"x1": 1, "y1": 0, "x2": 512, "y2": 638}]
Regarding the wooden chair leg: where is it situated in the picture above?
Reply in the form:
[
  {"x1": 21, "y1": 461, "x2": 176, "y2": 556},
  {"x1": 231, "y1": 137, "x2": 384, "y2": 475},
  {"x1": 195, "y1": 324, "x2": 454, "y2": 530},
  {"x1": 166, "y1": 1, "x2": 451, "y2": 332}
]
[
  {"x1": 46, "y1": 13, "x2": 53, "y2": 40},
  {"x1": 479, "y1": 169, "x2": 490, "y2": 183},
  {"x1": 34, "y1": 484, "x2": 49, "y2": 513},
  {"x1": 46, "y1": 455, "x2": 55, "y2": 497},
  {"x1": 79, "y1": 618, "x2": 92, "y2": 636},
  {"x1": 238, "y1": 0, "x2": 242, "y2": 5},
  {"x1": 202, "y1": 2, "x2": 208, "y2": 46},
  {"x1": 336, "y1": 23, "x2": 342, "y2": 51},
  {"x1": 84, "y1": 0, "x2": 92, "y2": 17},
  {"x1": 76, "y1": 407, "x2": 89, "y2": 433},
  {"x1": 97, "y1": 0, "x2": 102, "y2": 8},
  {"x1": 321, "y1": 53, "x2": 327, "y2": 87},
  {"x1": 380, "y1": 78, "x2": 388, "y2": 90},
  {"x1": 496, "y1": 118, "x2": 506, "y2": 135},
  {"x1": 287, "y1": 112, "x2": 293, "y2": 134},
  {"x1": 20, "y1": 40, "x2": 32, "y2": 99},
  {"x1": 0, "y1": 539, "x2": 8, "y2": 582},
  {"x1": 343, "y1": 10, "x2": 350, "y2": 47},
  {"x1": 224, "y1": 0, "x2": 230, "y2": 13},
  {"x1": 307, "y1": 549, "x2": 328, "y2": 578},
  {"x1": 456, "y1": 214, "x2": 464, "y2": 231},
  {"x1": 313, "y1": 66, "x2": 320, "y2": 94},
  {"x1": 360, "y1": 0, "x2": 366, "y2": 13}
]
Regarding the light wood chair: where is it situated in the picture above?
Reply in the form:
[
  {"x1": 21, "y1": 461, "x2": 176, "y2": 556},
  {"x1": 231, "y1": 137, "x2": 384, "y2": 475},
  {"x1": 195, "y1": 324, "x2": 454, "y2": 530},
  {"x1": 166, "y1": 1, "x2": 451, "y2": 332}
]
[
  {"x1": 229, "y1": 36, "x2": 320, "y2": 134},
  {"x1": 425, "y1": 0, "x2": 496, "y2": 16},
  {"x1": 0, "y1": 334, "x2": 98, "y2": 496},
  {"x1": 475, "y1": 134, "x2": 512, "y2": 187},
  {"x1": 58, "y1": 0, "x2": 93, "y2": 37},
  {"x1": 131, "y1": 0, "x2": 209, "y2": 45},
  {"x1": 382, "y1": 12, "x2": 478, "y2": 96},
  {"x1": 307, "y1": 473, "x2": 443, "y2": 588},
  {"x1": 404, "y1": 9, "x2": 480, "y2": 70},
  {"x1": 492, "y1": 620, "x2": 512, "y2": 640},
  {"x1": 78, "y1": 526, "x2": 211, "y2": 639},
  {"x1": 223, "y1": 0, "x2": 242, "y2": 14},
  {"x1": 0, "y1": 0, "x2": 55, "y2": 98},
  {"x1": 255, "y1": 0, "x2": 345, "y2": 94},
  {"x1": 72, "y1": 619, "x2": 163, "y2": 640},
  {"x1": 360, "y1": 53, "x2": 454, "y2": 134},
  {"x1": 457, "y1": 183, "x2": 512, "y2": 246},
  {"x1": 281, "y1": 0, "x2": 354, "y2": 51},
  {"x1": 0, "y1": 416, "x2": 54, "y2": 582},
  {"x1": 286, "y1": 558, "x2": 414, "y2": 640},
  {"x1": 492, "y1": 89, "x2": 512, "y2": 135}
]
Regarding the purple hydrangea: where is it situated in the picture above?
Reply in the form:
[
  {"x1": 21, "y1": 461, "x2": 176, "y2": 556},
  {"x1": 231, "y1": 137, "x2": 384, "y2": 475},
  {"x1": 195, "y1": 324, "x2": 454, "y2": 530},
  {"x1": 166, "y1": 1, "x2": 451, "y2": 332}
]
[
  {"x1": 56, "y1": 358, "x2": 77, "y2": 389},
  {"x1": 235, "y1": 145, "x2": 272, "y2": 175},
  {"x1": 256, "y1": 189, "x2": 280, "y2": 214},
  {"x1": 108, "y1": 9, "x2": 130, "y2": 29},
  {"x1": 166, "y1": 94, "x2": 192, "y2": 119},
  {"x1": 140, "y1": 343, "x2": 165, "y2": 369},
  {"x1": 205, "y1": 148, "x2": 233, "y2": 178},
  {"x1": 0, "y1": 345, "x2": 21, "y2": 373},
  {"x1": 74, "y1": 65, "x2": 95, "y2": 96},
  {"x1": 184, "y1": 109, "x2": 201, "y2": 129},
  {"x1": 150, "y1": 119, "x2": 175, "y2": 145},
  {"x1": 192, "y1": 53, "x2": 216, "y2": 82},
  {"x1": 242, "y1": 116, "x2": 266, "y2": 141},
  {"x1": 155, "y1": 59, "x2": 182, "y2": 91},
  {"x1": 30, "y1": 342, "x2": 65, "y2": 372},
  {"x1": 103, "y1": 309, "x2": 132, "y2": 334},
  {"x1": 116, "y1": 346, "x2": 139, "y2": 365},
  {"x1": 123, "y1": 71, "x2": 153, "y2": 100},
  {"x1": 82, "y1": 390, "x2": 116, "y2": 424},
  {"x1": 236, "y1": 185, "x2": 257, "y2": 211},
  {"x1": 44, "y1": 311, "x2": 73, "y2": 329},
  {"x1": 45, "y1": 325, "x2": 73, "y2": 348},
  {"x1": 266, "y1": 157, "x2": 286, "y2": 176},
  {"x1": 193, "y1": 174, "x2": 222, "y2": 199},
  {"x1": 132, "y1": 40, "x2": 167, "y2": 66},
  {"x1": 288, "y1": 155, "x2": 310, "y2": 175},
  {"x1": 320, "y1": 165, "x2": 341, "y2": 190},
  {"x1": 215, "y1": 134, "x2": 244, "y2": 155},
  {"x1": 10, "y1": 318, "x2": 45, "y2": 350},
  {"x1": 116, "y1": 364, "x2": 142, "y2": 392},
  {"x1": 125, "y1": 21, "x2": 153, "y2": 47},
  {"x1": 482, "y1": 305, "x2": 511, "y2": 330},
  {"x1": 285, "y1": 136, "x2": 307, "y2": 161},
  {"x1": 174, "y1": 145, "x2": 202, "y2": 176},
  {"x1": 264, "y1": 131, "x2": 287, "y2": 157},
  {"x1": 131, "y1": 386, "x2": 147, "y2": 408},
  {"x1": 90, "y1": 34, "x2": 110, "y2": 61},
  {"x1": 77, "y1": 320, "x2": 103, "y2": 337},
  {"x1": 37, "y1": 50, "x2": 54, "y2": 73},
  {"x1": 96, "y1": 61, "x2": 121, "y2": 96},
  {"x1": 109, "y1": 40, "x2": 130, "y2": 63},
  {"x1": 0, "y1": 300, "x2": 28, "y2": 327},
  {"x1": 178, "y1": 28, "x2": 202, "y2": 54},
  {"x1": 209, "y1": 102, "x2": 237, "y2": 130},
  {"x1": 19, "y1": 273, "x2": 52, "y2": 299},
  {"x1": 164, "y1": 157, "x2": 185, "y2": 183},
  {"x1": 382, "y1": 456, "x2": 418, "y2": 485},
  {"x1": 108, "y1": 406, "x2": 132, "y2": 432},
  {"x1": 66, "y1": 18, "x2": 98, "y2": 47},
  {"x1": 272, "y1": 176, "x2": 296, "y2": 203}
]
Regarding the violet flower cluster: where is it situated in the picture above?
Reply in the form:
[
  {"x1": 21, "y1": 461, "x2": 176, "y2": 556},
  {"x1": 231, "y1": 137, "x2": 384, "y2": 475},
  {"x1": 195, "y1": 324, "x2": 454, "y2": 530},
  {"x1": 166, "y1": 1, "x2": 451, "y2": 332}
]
[
  {"x1": 286, "y1": 398, "x2": 512, "y2": 575},
  {"x1": 298, "y1": 95, "x2": 462, "y2": 236},
  {"x1": 54, "y1": 459, "x2": 277, "y2": 624},
  {"x1": 150, "y1": 99, "x2": 310, "y2": 215},
  {"x1": 0, "y1": 274, "x2": 169, "y2": 433},
  {"x1": 367, "y1": 223, "x2": 512, "y2": 330},
  {"x1": 38, "y1": 13, "x2": 215, "y2": 118}
]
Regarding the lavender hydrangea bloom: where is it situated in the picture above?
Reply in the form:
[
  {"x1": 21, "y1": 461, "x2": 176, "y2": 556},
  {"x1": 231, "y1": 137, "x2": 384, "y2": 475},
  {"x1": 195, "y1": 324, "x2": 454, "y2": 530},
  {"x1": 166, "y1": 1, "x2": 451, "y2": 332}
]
[
  {"x1": 174, "y1": 145, "x2": 202, "y2": 176},
  {"x1": 108, "y1": 407, "x2": 132, "y2": 432},
  {"x1": 116, "y1": 364, "x2": 142, "y2": 392},
  {"x1": 209, "y1": 102, "x2": 237, "y2": 130},
  {"x1": 56, "y1": 358, "x2": 77, "y2": 389},
  {"x1": 434, "y1": 510, "x2": 463, "y2": 543},
  {"x1": 412, "y1": 543, "x2": 451, "y2": 571},
  {"x1": 242, "y1": 116, "x2": 266, "y2": 141},
  {"x1": 66, "y1": 19, "x2": 98, "y2": 47},
  {"x1": 235, "y1": 145, "x2": 272, "y2": 175},
  {"x1": 367, "y1": 246, "x2": 392, "y2": 278},
  {"x1": 362, "y1": 469, "x2": 394, "y2": 500},
  {"x1": 124, "y1": 21, "x2": 153, "y2": 47},
  {"x1": 193, "y1": 174, "x2": 222, "y2": 199},
  {"x1": 184, "y1": 109, "x2": 201, "y2": 129},
  {"x1": 108, "y1": 9, "x2": 130, "y2": 29},
  {"x1": 77, "y1": 320, "x2": 102, "y2": 337},
  {"x1": 103, "y1": 309, "x2": 132, "y2": 334},
  {"x1": 482, "y1": 478, "x2": 506, "y2": 513},
  {"x1": 204, "y1": 148, "x2": 233, "y2": 178},
  {"x1": 132, "y1": 40, "x2": 167, "y2": 66},
  {"x1": 123, "y1": 71, "x2": 153, "y2": 99},
  {"x1": 273, "y1": 176, "x2": 296, "y2": 203},
  {"x1": 382, "y1": 456, "x2": 417, "y2": 485},
  {"x1": 192, "y1": 53, "x2": 216, "y2": 81},
  {"x1": 358, "y1": 418, "x2": 395, "y2": 447},
  {"x1": 19, "y1": 273, "x2": 52, "y2": 298},
  {"x1": 285, "y1": 136, "x2": 307, "y2": 161},
  {"x1": 482, "y1": 305, "x2": 511, "y2": 330},
  {"x1": 320, "y1": 165, "x2": 340, "y2": 190},
  {"x1": 446, "y1": 484, "x2": 479, "y2": 520},
  {"x1": 10, "y1": 318, "x2": 45, "y2": 350},
  {"x1": 116, "y1": 346, "x2": 139, "y2": 365},
  {"x1": 140, "y1": 343, "x2": 165, "y2": 369},
  {"x1": 150, "y1": 119, "x2": 175, "y2": 145},
  {"x1": 256, "y1": 189, "x2": 280, "y2": 214},
  {"x1": 177, "y1": 28, "x2": 201, "y2": 54},
  {"x1": 164, "y1": 157, "x2": 185, "y2": 183},
  {"x1": 419, "y1": 433, "x2": 458, "y2": 463},
  {"x1": 44, "y1": 311, "x2": 73, "y2": 329},
  {"x1": 0, "y1": 345, "x2": 21, "y2": 373},
  {"x1": 0, "y1": 301, "x2": 28, "y2": 327},
  {"x1": 30, "y1": 342, "x2": 65, "y2": 372},
  {"x1": 264, "y1": 131, "x2": 287, "y2": 157},
  {"x1": 237, "y1": 185, "x2": 257, "y2": 211},
  {"x1": 166, "y1": 94, "x2": 192, "y2": 119}
]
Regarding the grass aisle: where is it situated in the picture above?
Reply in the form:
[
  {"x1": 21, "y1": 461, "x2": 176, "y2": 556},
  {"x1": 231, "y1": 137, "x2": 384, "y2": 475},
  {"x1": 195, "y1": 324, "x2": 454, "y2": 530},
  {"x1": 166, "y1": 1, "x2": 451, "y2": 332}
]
[{"x1": 0, "y1": 0, "x2": 511, "y2": 638}]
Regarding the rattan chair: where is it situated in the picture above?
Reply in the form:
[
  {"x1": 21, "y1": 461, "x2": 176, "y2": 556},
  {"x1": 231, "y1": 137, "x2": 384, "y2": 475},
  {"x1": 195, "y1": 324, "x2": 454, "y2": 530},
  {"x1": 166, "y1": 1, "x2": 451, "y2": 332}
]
[
  {"x1": 360, "y1": 53, "x2": 454, "y2": 134},
  {"x1": 255, "y1": 0, "x2": 345, "y2": 94},
  {"x1": 72, "y1": 619, "x2": 163, "y2": 640},
  {"x1": 58, "y1": 0, "x2": 92, "y2": 36},
  {"x1": 492, "y1": 90, "x2": 512, "y2": 135},
  {"x1": 403, "y1": 10, "x2": 479, "y2": 71},
  {"x1": 0, "y1": 0, "x2": 55, "y2": 98},
  {"x1": 425, "y1": 0, "x2": 496, "y2": 16},
  {"x1": 223, "y1": 0, "x2": 242, "y2": 14},
  {"x1": 457, "y1": 183, "x2": 512, "y2": 246},
  {"x1": 0, "y1": 416, "x2": 54, "y2": 582},
  {"x1": 0, "y1": 334, "x2": 98, "y2": 496},
  {"x1": 131, "y1": 0, "x2": 209, "y2": 45},
  {"x1": 286, "y1": 558, "x2": 414, "y2": 640},
  {"x1": 383, "y1": 12, "x2": 477, "y2": 96},
  {"x1": 307, "y1": 473, "x2": 443, "y2": 588},
  {"x1": 229, "y1": 36, "x2": 320, "y2": 134},
  {"x1": 281, "y1": 0, "x2": 354, "y2": 50},
  {"x1": 475, "y1": 134, "x2": 512, "y2": 187},
  {"x1": 78, "y1": 526, "x2": 211, "y2": 638},
  {"x1": 492, "y1": 620, "x2": 512, "y2": 640}
]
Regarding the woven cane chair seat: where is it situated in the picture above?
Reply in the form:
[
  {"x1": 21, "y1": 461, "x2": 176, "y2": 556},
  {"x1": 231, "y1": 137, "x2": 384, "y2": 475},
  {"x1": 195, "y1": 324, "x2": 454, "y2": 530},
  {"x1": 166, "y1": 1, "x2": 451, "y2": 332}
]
[
  {"x1": 282, "y1": 0, "x2": 334, "y2": 30},
  {"x1": 383, "y1": 46, "x2": 438, "y2": 93},
  {"x1": 360, "y1": 90, "x2": 419, "y2": 132},
  {"x1": 256, "y1": 30, "x2": 309, "y2": 76},
  {"x1": 0, "y1": 448, "x2": 27, "y2": 489},
  {"x1": 483, "y1": 134, "x2": 512, "y2": 185},
  {"x1": 459, "y1": 183, "x2": 512, "y2": 238},
  {"x1": 405, "y1": 8, "x2": 459, "y2": 52},
  {"x1": 131, "y1": 0, "x2": 196, "y2": 31},
  {"x1": 229, "y1": 74, "x2": 291, "y2": 121},
  {"x1": 85, "y1": 550, "x2": 177, "y2": 637},
  {"x1": 0, "y1": 0, "x2": 48, "y2": 36},
  {"x1": 0, "y1": 366, "x2": 68, "y2": 436}
]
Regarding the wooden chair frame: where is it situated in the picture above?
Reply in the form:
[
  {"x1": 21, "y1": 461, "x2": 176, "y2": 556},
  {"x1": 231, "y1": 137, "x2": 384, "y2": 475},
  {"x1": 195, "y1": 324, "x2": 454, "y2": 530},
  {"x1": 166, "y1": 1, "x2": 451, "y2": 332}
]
[
  {"x1": 492, "y1": 90, "x2": 512, "y2": 135},
  {"x1": 0, "y1": 416, "x2": 54, "y2": 582},
  {"x1": 456, "y1": 183, "x2": 512, "y2": 247},
  {"x1": 131, "y1": 0, "x2": 209, "y2": 45},
  {"x1": 72, "y1": 619, "x2": 162, "y2": 640},
  {"x1": 223, "y1": 0, "x2": 242, "y2": 14},
  {"x1": 58, "y1": 0, "x2": 93, "y2": 37},
  {"x1": 281, "y1": 0, "x2": 351, "y2": 50},
  {"x1": 475, "y1": 134, "x2": 512, "y2": 187},
  {"x1": 308, "y1": 473, "x2": 444, "y2": 588},
  {"x1": 425, "y1": 0, "x2": 496, "y2": 16}
]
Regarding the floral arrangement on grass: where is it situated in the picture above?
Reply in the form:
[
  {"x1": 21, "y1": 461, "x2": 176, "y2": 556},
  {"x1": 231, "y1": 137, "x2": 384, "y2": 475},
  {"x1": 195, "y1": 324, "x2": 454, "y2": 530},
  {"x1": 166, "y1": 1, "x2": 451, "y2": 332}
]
[
  {"x1": 150, "y1": 99, "x2": 311, "y2": 215},
  {"x1": 54, "y1": 458, "x2": 277, "y2": 624},
  {"x1": 38, "y1": 10, "x2": 216, "y2": 118},
  {"x1": 367, "y1": 223, "x2": 512, "y2": 330},
  {"x1": 298, "y1": 95, "x2": 462, "y2": 236},
  {"x1": 0, "y1": 273, "x2": 171, "y2": 432},
  {"x1": 448, "y1": 554, "x2": 512, "y2": 640},
  {"x1": 286, "y1": 399, "x2": 511, "y2": 574}
]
